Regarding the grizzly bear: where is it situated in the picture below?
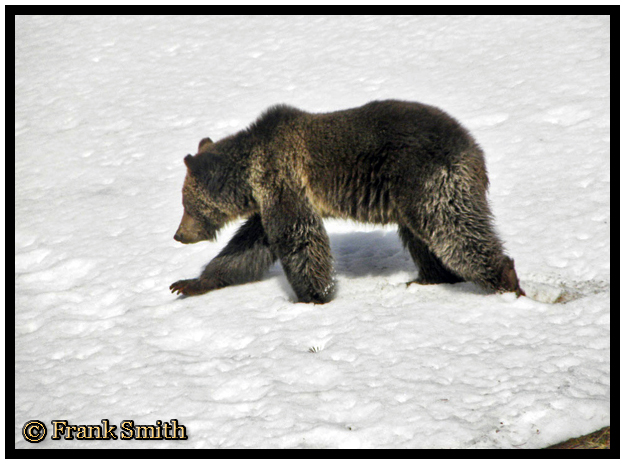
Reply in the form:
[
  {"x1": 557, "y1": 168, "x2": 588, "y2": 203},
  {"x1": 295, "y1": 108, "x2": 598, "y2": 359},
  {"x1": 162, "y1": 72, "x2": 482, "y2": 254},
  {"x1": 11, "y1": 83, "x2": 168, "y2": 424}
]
[{"x1": 170, "y1": 100, "x2": 524, "y2": 303}]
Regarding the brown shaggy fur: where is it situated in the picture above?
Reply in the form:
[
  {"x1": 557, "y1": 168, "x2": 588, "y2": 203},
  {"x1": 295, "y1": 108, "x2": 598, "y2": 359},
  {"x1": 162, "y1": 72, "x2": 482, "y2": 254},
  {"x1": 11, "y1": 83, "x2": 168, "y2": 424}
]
[{"x1": 171, "y1": 100, "x2": 524, "y2": 303}]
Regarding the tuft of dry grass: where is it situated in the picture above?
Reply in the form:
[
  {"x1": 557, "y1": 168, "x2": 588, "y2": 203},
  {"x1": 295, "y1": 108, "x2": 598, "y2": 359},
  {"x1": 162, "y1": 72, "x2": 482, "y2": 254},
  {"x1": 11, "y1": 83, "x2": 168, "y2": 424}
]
[{"x1": 546, "y1": 426, "x2": 610, "y2": 449}]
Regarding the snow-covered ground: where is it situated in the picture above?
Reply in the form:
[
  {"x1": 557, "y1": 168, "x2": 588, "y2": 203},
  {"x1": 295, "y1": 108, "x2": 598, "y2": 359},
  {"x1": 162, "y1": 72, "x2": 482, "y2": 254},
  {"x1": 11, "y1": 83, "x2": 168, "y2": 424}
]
[{"x1": 14, "y1": 15, "x2": 609, "y2": 448}]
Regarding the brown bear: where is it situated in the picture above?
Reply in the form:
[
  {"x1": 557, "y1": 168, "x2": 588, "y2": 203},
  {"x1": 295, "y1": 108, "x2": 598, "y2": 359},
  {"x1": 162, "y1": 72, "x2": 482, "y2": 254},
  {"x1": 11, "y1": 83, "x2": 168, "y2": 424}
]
[{"x1": 170, "y1": 100, "x2": 524, "y2": 304}]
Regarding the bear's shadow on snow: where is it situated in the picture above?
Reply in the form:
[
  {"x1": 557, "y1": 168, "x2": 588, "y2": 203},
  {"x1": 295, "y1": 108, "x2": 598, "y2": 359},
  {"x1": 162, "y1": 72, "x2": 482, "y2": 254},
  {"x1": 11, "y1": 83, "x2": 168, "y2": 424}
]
[
  {"x1": 327, "y1": 230, "x2": 415, "y2": 277},
  {"x1": 266, "y1": 229, "x2": 418, "y2": 279}
]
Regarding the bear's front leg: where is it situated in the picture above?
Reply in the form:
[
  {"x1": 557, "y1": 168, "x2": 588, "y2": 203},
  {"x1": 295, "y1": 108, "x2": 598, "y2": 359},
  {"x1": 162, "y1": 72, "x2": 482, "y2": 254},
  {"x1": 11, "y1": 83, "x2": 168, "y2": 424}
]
[
  {"x1": 170, "y1": 213, "x2": 277, "y2": 297},
  {"x1": 170, "y1": 278, "x2": 215, "y2": 296},
  {"x1": 262, "y1": 201, "x2": 335, "y2": 304}
]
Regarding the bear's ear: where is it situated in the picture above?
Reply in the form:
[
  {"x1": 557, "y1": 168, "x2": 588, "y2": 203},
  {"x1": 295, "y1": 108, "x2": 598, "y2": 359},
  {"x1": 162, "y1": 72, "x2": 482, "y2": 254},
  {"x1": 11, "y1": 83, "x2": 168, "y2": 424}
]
[
  {"x1": 198, "y1": 137, "x2": 214, "y2": 153},
  {"x1": 184, "y1": 154, "x2": 199, "y2": 172}
]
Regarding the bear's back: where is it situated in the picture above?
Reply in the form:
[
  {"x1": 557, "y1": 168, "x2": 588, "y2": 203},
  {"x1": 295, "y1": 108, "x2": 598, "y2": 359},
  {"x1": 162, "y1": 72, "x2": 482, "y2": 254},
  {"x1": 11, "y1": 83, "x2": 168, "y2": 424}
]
[{"x1": 297, "y1": 100, "x2": 479, "y2": 223}]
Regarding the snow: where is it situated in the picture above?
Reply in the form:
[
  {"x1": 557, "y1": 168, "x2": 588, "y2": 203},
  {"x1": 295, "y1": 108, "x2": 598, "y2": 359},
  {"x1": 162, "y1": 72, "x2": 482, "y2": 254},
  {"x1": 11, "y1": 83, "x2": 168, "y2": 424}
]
[{"x1": 14, "y1": 15, "x2": 609, "y2": 449}]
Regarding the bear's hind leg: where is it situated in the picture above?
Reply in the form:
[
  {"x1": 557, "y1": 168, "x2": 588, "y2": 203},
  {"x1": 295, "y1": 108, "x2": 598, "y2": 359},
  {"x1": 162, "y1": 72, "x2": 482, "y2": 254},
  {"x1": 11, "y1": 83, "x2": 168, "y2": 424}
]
[
  {"x1": 398, "y1": 224, "x2": 464, "y2": 285},
  {"x1": 398, "y1": 206, "x2": 522, "y2": 295},
  {"x1": 395, "y1": 154, "x2": 523, "y2": 295}
]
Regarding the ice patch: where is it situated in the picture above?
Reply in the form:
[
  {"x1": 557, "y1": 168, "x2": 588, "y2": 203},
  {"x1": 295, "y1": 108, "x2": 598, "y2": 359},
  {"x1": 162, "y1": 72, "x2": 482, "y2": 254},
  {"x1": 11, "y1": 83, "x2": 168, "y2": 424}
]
[{"x1": 522, "y1": 279, "x2": 608, "y2": 304}]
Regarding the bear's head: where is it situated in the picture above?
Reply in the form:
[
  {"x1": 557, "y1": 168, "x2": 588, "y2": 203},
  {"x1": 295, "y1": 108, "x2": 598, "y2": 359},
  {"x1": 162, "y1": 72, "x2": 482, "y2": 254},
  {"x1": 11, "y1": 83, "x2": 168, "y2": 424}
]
[{"x1": 174, "y1": 137, "x2": 249, "y2": 244}]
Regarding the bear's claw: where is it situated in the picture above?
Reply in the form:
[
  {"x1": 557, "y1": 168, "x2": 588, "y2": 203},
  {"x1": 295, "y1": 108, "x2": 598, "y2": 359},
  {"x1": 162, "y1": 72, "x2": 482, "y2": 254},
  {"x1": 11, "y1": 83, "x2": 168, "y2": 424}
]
[{"x1": 170, "y1": 279, "x2": 198, "y2": 296}]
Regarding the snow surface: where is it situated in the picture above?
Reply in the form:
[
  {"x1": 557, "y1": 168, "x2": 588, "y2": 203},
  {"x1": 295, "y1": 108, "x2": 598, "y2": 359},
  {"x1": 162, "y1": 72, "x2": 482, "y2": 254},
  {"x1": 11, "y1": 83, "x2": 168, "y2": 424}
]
[{"x1": 14, "y1": 15, "x2": 610, "y2": 449}]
